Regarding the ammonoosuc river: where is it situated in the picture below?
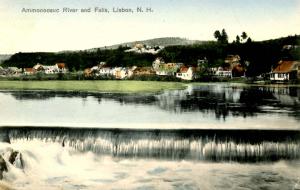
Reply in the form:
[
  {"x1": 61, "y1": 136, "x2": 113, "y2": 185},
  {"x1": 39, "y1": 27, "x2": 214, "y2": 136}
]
[
  {"x1": 0, "y1": 83, "x2": 299, "y2": 129},
  {"x1": 0, "y1": 83, "x2": 299, "y2": 190}
]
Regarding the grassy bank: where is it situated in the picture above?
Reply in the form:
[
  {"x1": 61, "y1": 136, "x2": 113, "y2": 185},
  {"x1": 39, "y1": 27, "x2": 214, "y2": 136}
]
[{"x1": 0, "y1": 80, "x2": 186, "y2": 93}]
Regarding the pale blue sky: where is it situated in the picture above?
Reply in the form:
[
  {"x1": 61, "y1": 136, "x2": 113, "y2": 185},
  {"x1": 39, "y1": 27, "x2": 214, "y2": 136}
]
[{"x1": 0, "y1": 0, "x2": 299, "y2": 53}]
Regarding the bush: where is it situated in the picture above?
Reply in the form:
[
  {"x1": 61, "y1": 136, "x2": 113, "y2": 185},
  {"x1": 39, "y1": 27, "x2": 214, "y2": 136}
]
[{"x1": 35, "y1": 72, "x2": 45, "y2": 80}]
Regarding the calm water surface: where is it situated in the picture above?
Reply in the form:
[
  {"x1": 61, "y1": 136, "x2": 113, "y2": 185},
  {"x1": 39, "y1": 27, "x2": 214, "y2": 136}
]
[{"x1": 0, "y1": 83, "x2": 299, "y2": 129}]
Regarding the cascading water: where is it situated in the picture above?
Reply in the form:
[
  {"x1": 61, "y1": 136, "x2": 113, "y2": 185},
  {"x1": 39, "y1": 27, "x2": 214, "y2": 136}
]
[{"x1": 3, "y1": 127, "x2": 300, "y2": 162}]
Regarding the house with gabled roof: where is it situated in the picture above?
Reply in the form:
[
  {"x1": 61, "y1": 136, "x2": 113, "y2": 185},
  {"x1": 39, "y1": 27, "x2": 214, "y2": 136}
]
[
  {"x1": 176, "y1": 67, "x2": 195, "y2": 81},
  {"x1": 7, "y1": 67, "x2": 22, "y2": 75},
  {"x1": 43, "y1": 65, "x2": 58, "y2": 74},
  {"x1": 213, "y1": 67, "x2": 232, "y2": 78},
  {"x1": 33, "y1": 63, "x2": 44, "y2": 72},
  {"x1": 210, "y1": 55, "x2": 245, "y2": 78},
  {"x1": 98, "y1": 67, "x2": 114, "y2": 77},
  {"x1": 55, "y1": 63, "x2": 67, "y2": 73},
  {"x1": 113, "y1": 67, "x2": 137, "y2": 79},
  {"x1": 24, "y1": 68, "x2": 34, "y2": 75},
  {"x1": 270, "y1": 60, "x2": 300, "y2": 81}
]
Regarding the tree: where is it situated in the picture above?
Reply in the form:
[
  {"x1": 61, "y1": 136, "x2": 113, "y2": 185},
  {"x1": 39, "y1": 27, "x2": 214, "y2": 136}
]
[
  {"x1": 235, "y1": 35, "x2": 241, "y2": 44},
  {"x1": 214, "y1": 30, "x2": 221, "y2": 41},
  {"x1": 246, "y1": 37, "x2": 252, "y2": 43},
  {"x1": 214, "y1": 29, "x2": 228, "y2": 44},
  {"x1": 241, "y1": 32, "x2": 248, "y2": 40},
  {"x1": 221, "y1": 29, "x2": 228, "y2": 43}
]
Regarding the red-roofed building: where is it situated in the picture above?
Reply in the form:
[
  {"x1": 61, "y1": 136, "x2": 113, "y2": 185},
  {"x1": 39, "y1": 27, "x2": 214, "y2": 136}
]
[
  {"x1": 55, "y1": 63, "x2": 68, "y2": 73},
  {"x1": 24, "y1": 68, "x2": 34, "y2": 75},
  {"x1": 270, "y1": 60, "x2": 300, "y2": 81},
  {"x1": 176, "y1": 67, "x2": 195, "y2": 80}
]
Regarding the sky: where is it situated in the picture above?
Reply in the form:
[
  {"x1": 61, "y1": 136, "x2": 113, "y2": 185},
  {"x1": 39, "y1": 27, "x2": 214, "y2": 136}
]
[{"x1": 0, "y1": 0, "x2": 299, "y2": 54}]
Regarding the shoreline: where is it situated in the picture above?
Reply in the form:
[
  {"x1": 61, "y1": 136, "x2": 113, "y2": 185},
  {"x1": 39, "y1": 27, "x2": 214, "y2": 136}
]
[
  {"x1": 0, "y1": 80, "x2": 299, "y2": 93},
  {"x1": 0, "y1": 80, "x2": 187, "y2": 93}
]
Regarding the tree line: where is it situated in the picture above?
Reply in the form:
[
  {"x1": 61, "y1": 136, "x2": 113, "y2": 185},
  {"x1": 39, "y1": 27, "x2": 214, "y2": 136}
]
[{"x1": 3, "y1": 32, "x2": 300, "y2": 76}]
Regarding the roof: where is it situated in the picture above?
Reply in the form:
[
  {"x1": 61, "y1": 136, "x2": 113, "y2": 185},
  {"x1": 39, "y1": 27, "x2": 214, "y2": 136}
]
[
  {"x1": 8, "y1": 67, "x2": 19, "y2": 70},
  {"x1": 43, "y1": 65, "x2": 57, "y2": 69},
  {"x1": 33, "y1": 64, "x2": 43, "y2": 70},
  {"x1": 165, "y1": 63, "x2": 177, "y2": 67},
  {"x1": 91, "y1": 66, "x2": 99, "y2": 70},
  {"x1": 56, "y1": 63, "x2": 66, "y2": 69},
  {"x1": 24, "y1": 68, "x2": 34, "y2": 72},
  {"x1": 179, "y1": 67, "x2": 196, "y2": 73},
  {"x1": 272, "y1": 61, "x2": 300, "y2": 73},
  {"x1": 179, "y1": 67, "x2": 189, "y2": 73}
]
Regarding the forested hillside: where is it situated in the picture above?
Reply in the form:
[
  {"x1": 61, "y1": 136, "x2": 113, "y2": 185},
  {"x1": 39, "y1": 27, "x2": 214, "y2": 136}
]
[{"x1": 3, "y1": 35, "x2": 299, "y2": 76}]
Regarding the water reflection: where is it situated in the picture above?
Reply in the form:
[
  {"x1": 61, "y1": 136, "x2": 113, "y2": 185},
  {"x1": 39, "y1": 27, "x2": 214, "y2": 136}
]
[{"x1": 3, "y1": 84, "x2": 300, "y2": 120}]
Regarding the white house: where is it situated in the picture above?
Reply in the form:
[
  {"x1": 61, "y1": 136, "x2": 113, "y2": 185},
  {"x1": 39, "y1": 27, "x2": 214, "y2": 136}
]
[
  {"x1": 210, "y1": 67, "x2": 232, "y2": 78},
  {"x1": 128, "y1": 66, "x2": 137, "y2": 78},
  {"x1": 113, "y1": 67, "x2": 127, "y2": 79},
  {"x1": 216, "y1": 70, "x2": 232, "y2": 78},
  {"x1": 91, "y1": 66, "x2": 100, "y2": 72},
  {"x1": 176, "y1": 67, "x2": 195, "y2": 81},
  {"x1": 55, "y1": 63, "x2": 67, "y2": 73},
  {"x1": 33, "y1": 63, "x2": 44, "y2": 71},
  {"x1": 88, "y1": 62, "x2": 108, "y2": 76},
  {"x1": 7, "y1": 67, "x2": 22, "y2": 75},
  {"x1": 43, "y1": 65, "x2": 59, "y2": 74},
  {"x1": 32, "y1": 63, "x2": 68, "y2": 74},
  {"x1": 270, "y1": 60, "x2": 300, "y2": 81},
  {"x1": 98, "y1": 67, "x2": 114, "y2": 76}
]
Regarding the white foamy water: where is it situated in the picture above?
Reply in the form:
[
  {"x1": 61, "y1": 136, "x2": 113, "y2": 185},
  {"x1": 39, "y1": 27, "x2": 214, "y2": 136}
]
[{"x1": 1, "y1": 141, "x2": 300, "y2": 190}]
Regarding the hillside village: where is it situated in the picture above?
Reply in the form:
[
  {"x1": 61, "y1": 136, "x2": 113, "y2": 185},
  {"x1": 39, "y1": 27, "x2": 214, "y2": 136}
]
[
  {"x1": 0, "y1": 53, "x2": 248, "y2": 81},
  {"x1": 0, "y1": 42, "x2": 299, "y2": 83}
]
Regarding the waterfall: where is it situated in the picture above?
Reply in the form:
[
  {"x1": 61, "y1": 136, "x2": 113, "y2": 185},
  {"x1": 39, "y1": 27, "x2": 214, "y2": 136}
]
[{"x1": 2, "y1": 127, "x2": 300, "y2": 162}]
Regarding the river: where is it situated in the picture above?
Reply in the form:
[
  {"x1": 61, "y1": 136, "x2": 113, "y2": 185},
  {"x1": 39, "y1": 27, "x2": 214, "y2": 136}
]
[{"x1": 0, "y1": 83, "x2": 299, "y2": 190}]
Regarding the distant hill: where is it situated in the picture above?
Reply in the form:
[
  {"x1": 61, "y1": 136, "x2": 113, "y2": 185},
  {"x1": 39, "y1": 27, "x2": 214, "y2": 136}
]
[
  {"x1": 0, "y1": 54, "x2": 12, "y2": 64},
  {"x1": 86, "y1": 37, "x2": 205, "y2": 52}
]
